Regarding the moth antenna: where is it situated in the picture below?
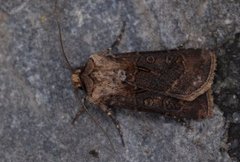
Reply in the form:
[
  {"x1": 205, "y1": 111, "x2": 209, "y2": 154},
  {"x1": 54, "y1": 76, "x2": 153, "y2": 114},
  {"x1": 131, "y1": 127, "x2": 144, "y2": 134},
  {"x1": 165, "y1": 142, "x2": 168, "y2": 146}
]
[
  {"x1": 54, "y1": 0, "x2": 73, "y2": 72},
  {"x1": 73, "y1": 91, "x2": 116, "y2": 153},
  {"x1": 56, "y1": 20, "x2": 74, "y2": 72}
]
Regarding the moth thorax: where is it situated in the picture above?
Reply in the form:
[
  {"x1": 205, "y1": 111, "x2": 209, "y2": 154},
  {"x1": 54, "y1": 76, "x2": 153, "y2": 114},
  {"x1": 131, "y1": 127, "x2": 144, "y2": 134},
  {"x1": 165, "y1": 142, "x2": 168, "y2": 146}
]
[{"x1": 71, "y1": 69, "x2": 82, "y2": 89}]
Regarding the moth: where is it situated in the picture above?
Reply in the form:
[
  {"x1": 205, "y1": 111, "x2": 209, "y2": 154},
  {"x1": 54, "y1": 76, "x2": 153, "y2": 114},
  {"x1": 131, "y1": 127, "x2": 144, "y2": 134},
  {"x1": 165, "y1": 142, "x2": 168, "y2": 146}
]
[{"x1": 56, "y1": 21, "x2": 216, "y2": 147}]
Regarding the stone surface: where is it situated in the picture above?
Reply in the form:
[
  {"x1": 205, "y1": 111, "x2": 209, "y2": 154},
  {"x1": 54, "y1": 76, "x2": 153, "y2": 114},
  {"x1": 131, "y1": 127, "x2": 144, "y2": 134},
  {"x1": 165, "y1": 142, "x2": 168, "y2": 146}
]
[
  {"x1": 0, "y1": 0, "x2": 239, "y2": 162},
  {"x1": 214, "y1": 33, "x2": 240, "y2": 161}
]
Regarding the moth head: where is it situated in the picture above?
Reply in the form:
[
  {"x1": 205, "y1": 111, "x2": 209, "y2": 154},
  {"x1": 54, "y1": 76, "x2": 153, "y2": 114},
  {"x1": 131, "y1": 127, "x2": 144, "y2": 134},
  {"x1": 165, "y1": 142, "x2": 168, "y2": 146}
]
[{"x1": 71, "y1": 68, "x2": 83, "y2": 89}]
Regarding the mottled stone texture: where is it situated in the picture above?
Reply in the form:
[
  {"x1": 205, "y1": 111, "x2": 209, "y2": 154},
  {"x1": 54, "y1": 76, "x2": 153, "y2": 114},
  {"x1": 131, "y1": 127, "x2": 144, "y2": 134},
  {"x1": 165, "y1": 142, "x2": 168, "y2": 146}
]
[
  {"x1": 214, "y1": 33, "x2": 240, "y2": 161},
  {"x1": 0, "y1": 0, "x2": 239, "y2": 162}
]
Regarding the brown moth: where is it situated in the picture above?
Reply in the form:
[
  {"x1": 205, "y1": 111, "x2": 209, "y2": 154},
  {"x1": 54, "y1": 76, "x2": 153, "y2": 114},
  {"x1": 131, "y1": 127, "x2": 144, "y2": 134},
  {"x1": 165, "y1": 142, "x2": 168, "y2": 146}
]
[
  {"x1": 56, "y1": 21, "x2": 216, "y2": 147},
  {"x1": 74, "y1": 49, "x2": 216, "y2": 118}
]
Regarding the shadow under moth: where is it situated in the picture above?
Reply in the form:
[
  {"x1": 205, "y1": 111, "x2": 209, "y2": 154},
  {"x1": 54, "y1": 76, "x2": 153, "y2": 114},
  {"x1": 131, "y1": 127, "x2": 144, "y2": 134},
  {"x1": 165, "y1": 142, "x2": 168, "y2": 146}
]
[{"x1": 56, "y1": 21, "x2": 216, "y2": 148}]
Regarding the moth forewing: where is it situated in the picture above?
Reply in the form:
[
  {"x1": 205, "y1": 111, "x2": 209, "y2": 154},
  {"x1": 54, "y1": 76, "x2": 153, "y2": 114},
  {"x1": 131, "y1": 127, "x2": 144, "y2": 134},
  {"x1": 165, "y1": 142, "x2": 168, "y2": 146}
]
[{"x1": 81, "y1": 49, "x2": 216, "y2": 120}]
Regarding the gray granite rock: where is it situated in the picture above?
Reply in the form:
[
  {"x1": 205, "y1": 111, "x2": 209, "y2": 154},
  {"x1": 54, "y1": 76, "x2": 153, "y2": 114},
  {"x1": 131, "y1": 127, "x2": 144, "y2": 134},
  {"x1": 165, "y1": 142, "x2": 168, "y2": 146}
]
[
  {"x1": 214, "y1": 32, "x2": 240, "y2": 161},
  {"x1": 0, "y1": 0, "x2": 239, "y2": 162}
]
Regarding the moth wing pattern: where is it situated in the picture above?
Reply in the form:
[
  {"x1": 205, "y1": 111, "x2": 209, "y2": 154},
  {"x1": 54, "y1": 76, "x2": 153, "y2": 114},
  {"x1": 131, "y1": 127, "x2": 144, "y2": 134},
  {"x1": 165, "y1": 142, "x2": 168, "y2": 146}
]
[
  {"x1": 115, "y1": 49, "x2": 216, "y2": 101},
  {"x1": 105, "y1": 90, "x2": 213, "y2": 119},
  {"x1": 83, "y1": 49, "x2": 216, "y2": 120}
]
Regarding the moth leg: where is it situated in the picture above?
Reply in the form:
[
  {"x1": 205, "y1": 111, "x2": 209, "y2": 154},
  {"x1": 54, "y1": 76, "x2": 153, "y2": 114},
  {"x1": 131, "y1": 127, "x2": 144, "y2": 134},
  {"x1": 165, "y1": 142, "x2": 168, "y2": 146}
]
[
  {"x1": 108, "y1": 21, "x2": 126, "y2": 54},
  {"x1": 71, "y1": 89, "x2": 86, "y2": 125},
  {"x1": 71, "y1": 108, "x2": 86, "y2": 125},
  {"x1": 99, "y1": 104, "x2": 125, "y2": 146}
]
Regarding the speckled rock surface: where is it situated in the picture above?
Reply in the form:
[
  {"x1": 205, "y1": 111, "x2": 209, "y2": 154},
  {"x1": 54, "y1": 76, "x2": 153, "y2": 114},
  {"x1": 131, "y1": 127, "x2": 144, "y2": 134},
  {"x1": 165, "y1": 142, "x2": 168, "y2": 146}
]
[
  {"x1": 0, "y1": 0, "x2": 239, "y2": 162},
  {"x1": 214, "y1": 33, "x2": 240, "y2": 161}
]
